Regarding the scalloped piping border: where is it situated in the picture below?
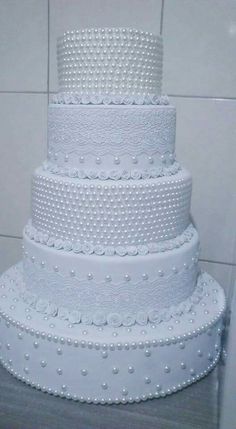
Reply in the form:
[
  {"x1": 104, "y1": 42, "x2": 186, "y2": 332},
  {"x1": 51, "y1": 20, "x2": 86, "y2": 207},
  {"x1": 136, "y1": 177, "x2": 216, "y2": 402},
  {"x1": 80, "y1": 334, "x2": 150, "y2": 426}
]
[
  {"x1": 42, "y1": 161, "x2": 181, "y2": 181},
  {"x1": 51, "y1": 93, "x2": 169, "y2": 106},
  {"x1": 24, "y1": 222, "x2": 195, "y2": 257}
]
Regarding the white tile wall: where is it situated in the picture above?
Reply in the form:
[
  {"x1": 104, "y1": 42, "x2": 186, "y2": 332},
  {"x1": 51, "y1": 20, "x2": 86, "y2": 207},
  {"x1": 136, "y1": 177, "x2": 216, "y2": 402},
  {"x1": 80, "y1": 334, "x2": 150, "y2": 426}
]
[
  {"x1": 0, "y1": 0, "x2": 48, "y2": 92},
  {"x1": 0, "y1": 93, "x2": 47, "y2": 237},
  {"x1": 49, "y1": 0, "x2": 162, "y2": 92},
  {"x1": 172, "y1": 96, "x2": 236, "y2": 264},
  {"x1": 0, "y1": 237, "x2": 22, "y2": 274},
  {"x1": 162, "y1": 0, "x2": 236, "y2": 98},
  {"x1": 0, "y1": 0, "x2": 235, "y2": 295},
  {"x1": 199, "y1": 260, "x2": 234, "y2": 296}
]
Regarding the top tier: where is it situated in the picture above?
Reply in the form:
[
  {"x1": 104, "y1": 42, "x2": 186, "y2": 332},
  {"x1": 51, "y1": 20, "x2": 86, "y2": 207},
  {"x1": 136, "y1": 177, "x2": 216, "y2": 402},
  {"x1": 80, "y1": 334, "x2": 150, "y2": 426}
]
[{"x1": 57, "y1": 28, "x2": 163, "y2": 100}]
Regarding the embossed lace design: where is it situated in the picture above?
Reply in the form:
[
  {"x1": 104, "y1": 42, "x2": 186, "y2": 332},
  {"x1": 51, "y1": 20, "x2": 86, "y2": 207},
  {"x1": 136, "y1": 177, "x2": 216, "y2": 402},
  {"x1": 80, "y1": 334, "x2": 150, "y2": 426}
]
[
  {"x1": 48, "y1": 104, "x2": 175, "y2": 157},
  {"x1": 23, "y1": 258, "x2": 199, "y2": 325}
]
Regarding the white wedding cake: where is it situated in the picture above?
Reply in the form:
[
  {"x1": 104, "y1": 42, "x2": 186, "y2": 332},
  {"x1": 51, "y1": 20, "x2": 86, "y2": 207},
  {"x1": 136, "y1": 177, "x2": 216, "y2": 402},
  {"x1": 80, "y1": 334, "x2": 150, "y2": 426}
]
[{"x1": 0, "y1": 28, "x2": 225, "y2": 404}]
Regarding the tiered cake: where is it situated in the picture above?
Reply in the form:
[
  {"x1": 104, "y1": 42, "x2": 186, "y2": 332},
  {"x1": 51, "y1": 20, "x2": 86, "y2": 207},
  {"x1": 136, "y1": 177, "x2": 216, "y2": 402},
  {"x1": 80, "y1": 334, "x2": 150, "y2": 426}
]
[{"x1": 0, "y1": 28, "x2": 225, "y2": 404}]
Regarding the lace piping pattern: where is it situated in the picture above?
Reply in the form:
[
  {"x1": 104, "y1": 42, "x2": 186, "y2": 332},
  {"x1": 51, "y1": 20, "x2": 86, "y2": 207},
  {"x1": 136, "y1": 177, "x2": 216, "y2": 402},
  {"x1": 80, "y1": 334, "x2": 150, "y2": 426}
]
[
  {"x1": 51, "y1": 93, "x2": 169, "y2": 106},
  {"x1": 21, "y1": 261, "x2": 202, "y2": 327},
  {"x1": 24, "y1": 222, "x2": 195, "y2": 257}
]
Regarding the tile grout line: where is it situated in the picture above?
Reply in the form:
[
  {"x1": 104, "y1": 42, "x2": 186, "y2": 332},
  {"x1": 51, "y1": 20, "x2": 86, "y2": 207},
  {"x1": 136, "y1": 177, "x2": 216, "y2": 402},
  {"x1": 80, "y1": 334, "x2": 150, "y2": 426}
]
[
  {"x1": 0, "y1": 234, "x2": 22, "y2": 240},
  {"x1": 199, "y1": 258, "x2": 236, "y2": 267},
  {"x1": 169, "y1": 94, "x2": 236, "y2": 101},
  {"x1": 0, "y1": 91, "x2": 47, "y2": 94},
  {"x1": 0, "y1": 91, "x2": 234, "y2": 102},
  {"x1": 47, "y1": 0, "x2": 50, "y2": 154},
  {"x1": 160, "y1": 0, "x2": 165, "y2": 35},
  {"x1": 47, "y1": 0, "x2": 50, "y2": 105}
]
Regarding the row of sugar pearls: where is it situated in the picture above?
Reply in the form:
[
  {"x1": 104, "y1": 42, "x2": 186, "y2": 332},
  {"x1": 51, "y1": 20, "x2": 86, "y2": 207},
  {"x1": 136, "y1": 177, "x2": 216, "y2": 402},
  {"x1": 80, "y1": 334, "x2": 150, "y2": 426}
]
[
  {"x1": 59, "y1": 64, "x2": 157, "y2": 80},
  {"x1": 57, "y1": 39, "x2": 161, "y2": 53},
  {"x1": 58, "y1": 63, "x2": 160, "y2": 75},
  {"x1": 57, "y1": 49, "x2": 162, "y2": 63},
  {"x1": 57, "y1": 46, "x2": 161, "y2": 65},
  {"x1": 57, "y1": 49, "x2": 161, "y2": 64},
  {"x1": 59, "y1": 83, "x2": 159, "y2": 92},
  {"x1": 32, "y1": 176, "x2": 190, "y2": 202},
  {"x1": 59, "y1": 75, "x2": 159, "y2": 85},
  {"x1": 58, "y1": 28, "x2": 161, "y2": 45},
  {"x1": 47, "y1": 153, "x2": 174, "y2": 165},
  {"x1": 58, "y1": 61, "x2": 160, "y2": 75}
]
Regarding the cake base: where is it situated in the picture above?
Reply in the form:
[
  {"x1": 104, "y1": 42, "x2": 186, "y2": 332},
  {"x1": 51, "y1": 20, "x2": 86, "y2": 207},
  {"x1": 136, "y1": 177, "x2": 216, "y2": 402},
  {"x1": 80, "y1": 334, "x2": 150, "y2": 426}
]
[{"x1": 0, "y1": 264, "x2": 225, "y2": 404}]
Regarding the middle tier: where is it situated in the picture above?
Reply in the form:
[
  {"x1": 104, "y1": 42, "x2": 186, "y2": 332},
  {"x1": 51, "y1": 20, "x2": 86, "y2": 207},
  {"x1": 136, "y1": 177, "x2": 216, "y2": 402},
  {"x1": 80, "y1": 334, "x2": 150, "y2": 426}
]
[{"x1": 31, "y1": 167, "x2": 192, "y2": 246}]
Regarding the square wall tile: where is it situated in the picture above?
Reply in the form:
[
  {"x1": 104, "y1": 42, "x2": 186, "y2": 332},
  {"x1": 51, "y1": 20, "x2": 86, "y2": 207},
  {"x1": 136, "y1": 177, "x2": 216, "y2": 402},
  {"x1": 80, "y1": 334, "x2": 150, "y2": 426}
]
[
  {"x1": 49, "y1": 0, "x2": 162, "y2": 92},
  {"x1": 172, "y1": 97, "x2": 236, "y2": 264},
  {"x1": 0, "y1": 0, "x2": 48, "y2": 92},
  {"x1": 0, "y1": 237, "x2": 22, "y2": 274},
  {"x1": 162, "y1": 0, "x2": 236, "y2": 97},
  {"x1": 0, "y1": 93, "x2": 47, "y2": 237},
  {"x1": 200, "y1": 260, "x2": 234, "y2": 297}
]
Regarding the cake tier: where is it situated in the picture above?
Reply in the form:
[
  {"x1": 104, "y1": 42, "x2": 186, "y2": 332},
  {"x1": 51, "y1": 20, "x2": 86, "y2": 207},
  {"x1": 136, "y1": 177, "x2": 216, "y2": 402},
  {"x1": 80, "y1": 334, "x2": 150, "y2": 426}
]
[
  {"x1": 0, "y1": 264, "x2": 225, "y2": 404},
  {"x1": 22, "y1": 226, "x2": 199, "y2": 326},
  {"x1": 31, "y1": 167, "x2": 192, "y2": 246},
  {"x1": 57, "y1": 28, "x2": 163, "y2": 100},
  {"x1": 48, "y1": 104, "x2": 176, "y2": 172}
]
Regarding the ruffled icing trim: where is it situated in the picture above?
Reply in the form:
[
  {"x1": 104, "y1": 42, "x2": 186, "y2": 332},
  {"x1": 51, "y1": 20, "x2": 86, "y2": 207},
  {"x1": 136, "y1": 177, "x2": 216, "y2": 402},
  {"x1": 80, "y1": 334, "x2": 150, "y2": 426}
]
[
  {"x1": 51, "y1": 93, "x2": 169, "y2": 106},
  {"x1": 42, "y1": 161, "x2": 181, "y2": 181},
  {"x1": 20, "y1": 271, "x2": 205, "y2": 327},
  {"x1": 24, "y1": 222, "x2": 195, "y2": 257}
]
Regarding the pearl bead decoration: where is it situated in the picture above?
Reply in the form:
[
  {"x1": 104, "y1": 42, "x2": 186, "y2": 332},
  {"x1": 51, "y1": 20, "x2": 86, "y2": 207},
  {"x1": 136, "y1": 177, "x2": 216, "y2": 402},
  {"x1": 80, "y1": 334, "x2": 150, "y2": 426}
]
[
  {"x1": 31, "y1": 171, "x2": 192, "y2": 247},
  {"x1": 57, "y1": 28, "x2": 163, "y2": 97}
]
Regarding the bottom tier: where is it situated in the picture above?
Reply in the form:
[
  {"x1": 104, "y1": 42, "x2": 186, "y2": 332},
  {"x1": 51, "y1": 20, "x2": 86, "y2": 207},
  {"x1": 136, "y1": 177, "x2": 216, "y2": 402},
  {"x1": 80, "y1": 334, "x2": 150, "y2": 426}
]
[{"x1": 0, "y1": 264, "x2": 225, "y2": 405}]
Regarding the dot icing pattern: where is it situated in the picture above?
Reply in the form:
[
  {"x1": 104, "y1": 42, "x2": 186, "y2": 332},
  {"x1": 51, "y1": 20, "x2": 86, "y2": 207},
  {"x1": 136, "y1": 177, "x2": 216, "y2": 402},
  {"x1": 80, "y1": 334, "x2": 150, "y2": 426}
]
[
  {"x1": 57, "y1": 28, "x2": 163, "y2": 96},
  {"x1": 31, "y1": 169, "x2": 192, "y2": 246}
]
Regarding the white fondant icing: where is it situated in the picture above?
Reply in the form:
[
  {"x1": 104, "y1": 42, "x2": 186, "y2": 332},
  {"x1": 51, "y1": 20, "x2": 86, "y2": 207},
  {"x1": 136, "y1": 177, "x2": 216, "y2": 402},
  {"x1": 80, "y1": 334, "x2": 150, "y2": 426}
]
[
  {"x1": 31, "y1": 167, "x2": 192, "y2": 246},
  {"x1": 57, "y1": 28, "x2": 163, "y2": 97},
  {"x1": 0, "y1": 26, "x2": 226, "y2": 403},
  {"x1": 22, "y1": 228, "x2": 200, "y2": 320},
  {"x1": 0, "y1": 265, "x2": 225, "y2": 403},
  {"x1": 48, "y1": 104, "x2": 176, "y2": 170}
]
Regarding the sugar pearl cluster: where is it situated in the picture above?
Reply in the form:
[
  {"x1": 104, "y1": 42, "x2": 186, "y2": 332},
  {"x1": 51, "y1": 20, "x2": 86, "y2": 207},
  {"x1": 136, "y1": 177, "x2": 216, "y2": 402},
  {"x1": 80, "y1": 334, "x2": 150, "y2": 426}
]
[
  {"x1": 57, "y1": 28, "x2": 163, "y2": 97},
  {"x1": 31, "y1": 170, "x2": 192, "y2": 246}
]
